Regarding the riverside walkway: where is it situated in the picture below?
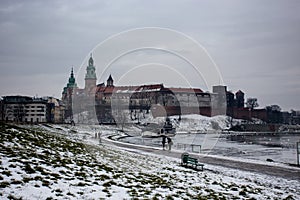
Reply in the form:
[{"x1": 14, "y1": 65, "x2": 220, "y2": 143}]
[{"x1": 102, "y1": 136, "x2": 300, "y2": 181}]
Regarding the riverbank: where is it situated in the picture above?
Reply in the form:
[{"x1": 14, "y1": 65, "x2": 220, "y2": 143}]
[{"x1": 1, "y1": 123, "x2": 300, "y2": 199}]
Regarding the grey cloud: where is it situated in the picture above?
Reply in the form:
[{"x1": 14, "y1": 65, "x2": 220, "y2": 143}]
[{"x1": 0, "y1": 0, "x2": 299, "y2": 111}]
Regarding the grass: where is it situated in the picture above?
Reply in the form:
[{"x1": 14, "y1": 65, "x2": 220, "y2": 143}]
[{"x1": 1, "y1": 122, "x2": 299, "y2": 199}]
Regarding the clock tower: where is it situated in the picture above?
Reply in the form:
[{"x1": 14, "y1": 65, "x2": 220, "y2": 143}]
[{"x1": 85, "y1": 53, "x2": 97, "y2": 93}]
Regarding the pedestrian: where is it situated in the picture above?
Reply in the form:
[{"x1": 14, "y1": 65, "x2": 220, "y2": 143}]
[
  {"x1": 98, "y1": 132, "x2": 102, "y2": 143},
  {"x1": 162, "y1": 135, "x2": 166, "y2": 150},
  {"x1": 167, "y1": 137, "x2": 173, "y2": 151}
]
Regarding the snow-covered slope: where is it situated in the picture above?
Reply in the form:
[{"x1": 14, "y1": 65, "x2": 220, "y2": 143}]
[
  {"x1": 1, "y1": 123, "x2": 299, "y2": 199},
  {"x1": 139, "y1": 114, "x2": 240, "y2": 133}
]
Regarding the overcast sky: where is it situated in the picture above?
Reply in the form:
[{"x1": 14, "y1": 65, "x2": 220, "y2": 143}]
[{"x1": 0, "y1": 0, "x2": 299, "y2": 111}]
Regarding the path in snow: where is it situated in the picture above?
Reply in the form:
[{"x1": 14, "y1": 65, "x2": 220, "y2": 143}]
[{"x1": 102, "y1": 136, "x2": 300, "y2": 181}]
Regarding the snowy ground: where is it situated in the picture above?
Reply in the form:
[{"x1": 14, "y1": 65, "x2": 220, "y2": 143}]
[{"x1": 1, "y1": 122, "x2": 300, "y2": 199}]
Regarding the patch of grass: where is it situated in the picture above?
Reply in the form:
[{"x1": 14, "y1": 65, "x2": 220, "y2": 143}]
[
  {"x1": 11, "y1": 180, "x2": 23, "y2": 185},
  {"x1": 74, "y1": 171, "x2": 86, "y2": 178},
  {"x1": 42, "y1": 180, "x2": 51, "y2": 187},
  {"x1": 0, "y1": 181, "x2": 10, "y2": 188},
  {"x1": 54, "y1": 188, "x2": 62, "y2": 193},
  {"x1": 34, "y1": 175, "x2": 43, "y2": 181},
  {"x1": 102, "y1": 180, "x2": 116, "y2": 187},
  {"x1": 98, "y1": 174, "x2": 110, "y2": 181},
  {"x1": 8, "y1": 164, "x2": 17, "y2": 168},
  {"x1": 76, "y1": 182, "x2": 85, "y2": 186},
  {"x1": 152, "y1": 193, "x2": 163, "y2": 200},
  {"x1": 166, "y1": 195, "x2": 174, "y2": 200},
  {"x1": 50, "y1": 172, "x2": 61, "y2": 179},
  {"x1": 2, "y1": 170, "x2": 12, "y2": 177},
  {"x1": 239, "y1": 190, "x2": 247, "y2": 196},
  {"x1": 24, "y1": 163, "x2": 35, "y2": 174},
  {"x1": 283, "y1": 195, "x2": 295, "y2": 200},
  {"x1": 66, "y1": 192, "x2": 75, "y2": 197},
  {"x1": 7, "y1": 194, "x2": 22, "y2": 200}
]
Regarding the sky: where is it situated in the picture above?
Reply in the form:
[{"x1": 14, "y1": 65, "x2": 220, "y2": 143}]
[{"x1": 0, "y1": 0, "x2": 299, "y2": 111}]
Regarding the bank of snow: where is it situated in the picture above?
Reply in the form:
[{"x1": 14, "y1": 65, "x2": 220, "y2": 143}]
[
  {"x1": 1, "y1": 123, "x2": 299, "y2": 199},
  {"x1": 139, "y1": 114, "x2": 238, "y2": 133}
]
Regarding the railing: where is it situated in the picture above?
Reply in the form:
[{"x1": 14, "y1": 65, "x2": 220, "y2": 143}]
[{"x1": 176, "y1": 143, "x2": 201, "y2": 153}]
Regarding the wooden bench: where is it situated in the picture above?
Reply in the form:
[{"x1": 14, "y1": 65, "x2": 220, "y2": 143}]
[{"x1": 181, "y1": 153, "x2": 204, "y2": 171}]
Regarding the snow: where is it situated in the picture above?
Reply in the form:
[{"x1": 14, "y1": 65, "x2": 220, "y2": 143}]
[
  {"x1": 137, "y1": 114, "x2": 240, "y2": 133},
  {"x1": 1, "y1": 122, "x2": 300, "y2": 199}
]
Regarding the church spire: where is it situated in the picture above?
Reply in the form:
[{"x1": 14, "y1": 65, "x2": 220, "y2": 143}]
[
  {"x1": 85, "y1": 53, "x2": 97, "y2": 90},
  {"x1": 88, "y1": 53, "x2": 94, "y2": 66},
  {"x1": 71, "y1": 67, "x2": 74, "y2": 78},
  {"x1": 67, "y1": 67, "x2": 77, "y2": 88},
  {"x1": 107, "y1": 74, "x2": 114, "y2": 87}
]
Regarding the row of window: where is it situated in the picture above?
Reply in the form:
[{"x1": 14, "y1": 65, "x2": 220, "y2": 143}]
[
  {"x1": 9, "y1": 105, "x2": 46, "y2": 109},
  {"x1": 25, "y1": 114, "x2": 45, "y2": 116}
]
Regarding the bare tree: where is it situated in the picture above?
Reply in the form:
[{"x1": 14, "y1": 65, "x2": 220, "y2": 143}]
[
  {"x1": 112, "y1": 94, "x2": 128, "y2": 131},
  {"x1": 4, "y1": 105, "x2": 14, "y2": 121},
  {"x1": 4, "y1": 104, "x2": 26, "y2": 123},
  {"x1": 266, "y1": 105, "x2": 281, "y2": 112},
  {"x1": 246, "y1": 98, "x2": 259, "y2": 121},
  {"x1": 246, "y1": 98, "x2": 259, "y2": 110}
]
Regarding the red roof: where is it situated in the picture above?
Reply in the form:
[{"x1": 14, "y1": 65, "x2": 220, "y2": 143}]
[
  {"x1": 168, "y1": 87, "x2": 203, "y2": 94},
  {"x1": 96, "y1": 83, "x2": 204, "y2": 95}
]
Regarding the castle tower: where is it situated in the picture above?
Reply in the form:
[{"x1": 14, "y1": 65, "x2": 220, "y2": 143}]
[
  {"x1": 85, "y1": 53, "x2": 97, "y2": 92},
  {"x1": 235, "y1": 90, "x2": 245, "y2": 108},
  {"x1": 62, "y1": 68, "x2": 78, "y2": 119},
  {"x1": 67, "y1": 68, "x2": 77, "y2": 88},
  {"x1": 62, "y1": 67, "x2": 77, "y2": 98},
  {"x1": 107, "y1": 74, "x2": 114, "y2": 87},
  {"x1": 211, "y1": 85, "x2": 227, "y2": 116}
]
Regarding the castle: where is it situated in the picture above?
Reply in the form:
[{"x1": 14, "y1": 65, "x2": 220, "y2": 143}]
[{"x1": 62, "y1": 54, "x2": 261, "y2": 125}]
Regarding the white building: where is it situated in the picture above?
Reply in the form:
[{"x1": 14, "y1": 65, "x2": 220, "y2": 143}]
[{"x1": 2, "y1": 96, "x2": 49, "y2": 123}]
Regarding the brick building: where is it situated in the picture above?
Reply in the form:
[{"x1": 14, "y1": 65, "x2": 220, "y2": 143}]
[{"x1": 62, "y1": 54, "x2": 227, "y2": 124}]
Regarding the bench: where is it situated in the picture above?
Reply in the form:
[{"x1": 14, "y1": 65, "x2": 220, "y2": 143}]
[{"x1": 181, "y1": 153, "x2": 204, "y2": 171}]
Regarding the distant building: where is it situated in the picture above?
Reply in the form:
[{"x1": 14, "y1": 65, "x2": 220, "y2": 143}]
[
  {"x1": 211, "y1": 86, "x2": 227, "y2": 116},
  {"x1": 47, "y1": 97, "x2": 65, "y2": 123},
  {"x1": 61, "y1": 68, "x2": 78, "y2": 119},
  {"x1": 291, "y1": 110, "x2": 300, "y2": 125},
  {"x1": 61, "y1": 55, "x2": 227, "y2": 124},
  {"x1": 235, "y1": 90, "x2": 245, "y2": 108},
  {"x1": 94, "y1": 79, "x2": 215, "y2": 123},
  {"x1": 0, "y1": 98, "x2": 4, "y2": 121},
  {"x1": 62, "y1": 54, "x2": 97, "y2": 123},
  {"x1": 1, "y1": 95, "x2": 64, "y2": 123}
]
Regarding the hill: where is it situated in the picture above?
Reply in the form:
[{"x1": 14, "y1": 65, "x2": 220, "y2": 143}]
[{"x1": 0, "y1": 122, "x2": 299, "y2": 199}]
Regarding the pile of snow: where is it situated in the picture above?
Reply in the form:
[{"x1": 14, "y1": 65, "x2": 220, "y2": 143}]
[
  {"x1": 176, "y1": 115, "x2": 231, "y2": 132},
  {"x1": 139, "y1": 114, "x2": 241, "y2": 133},
  {"x1": 70, "y1": 108, "x2": 246, "y2": 134}
]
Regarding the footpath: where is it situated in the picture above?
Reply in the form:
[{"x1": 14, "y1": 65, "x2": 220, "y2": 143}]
[{"x1": 102, "y1": 136, "x2": 300, "y2": 181}]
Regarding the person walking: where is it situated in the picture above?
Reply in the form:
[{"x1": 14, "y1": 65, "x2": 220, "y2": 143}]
[
  {"x1": 167, "y1": 137, "x2": 173, "y2": 151},
  {"x1": 162, "y1": 135, "x2": 167, "y2": 150}
]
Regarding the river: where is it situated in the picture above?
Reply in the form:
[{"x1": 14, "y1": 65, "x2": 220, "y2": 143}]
[{"x1": 119, "y1": 132, "x2": 300, "y2": 165}]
